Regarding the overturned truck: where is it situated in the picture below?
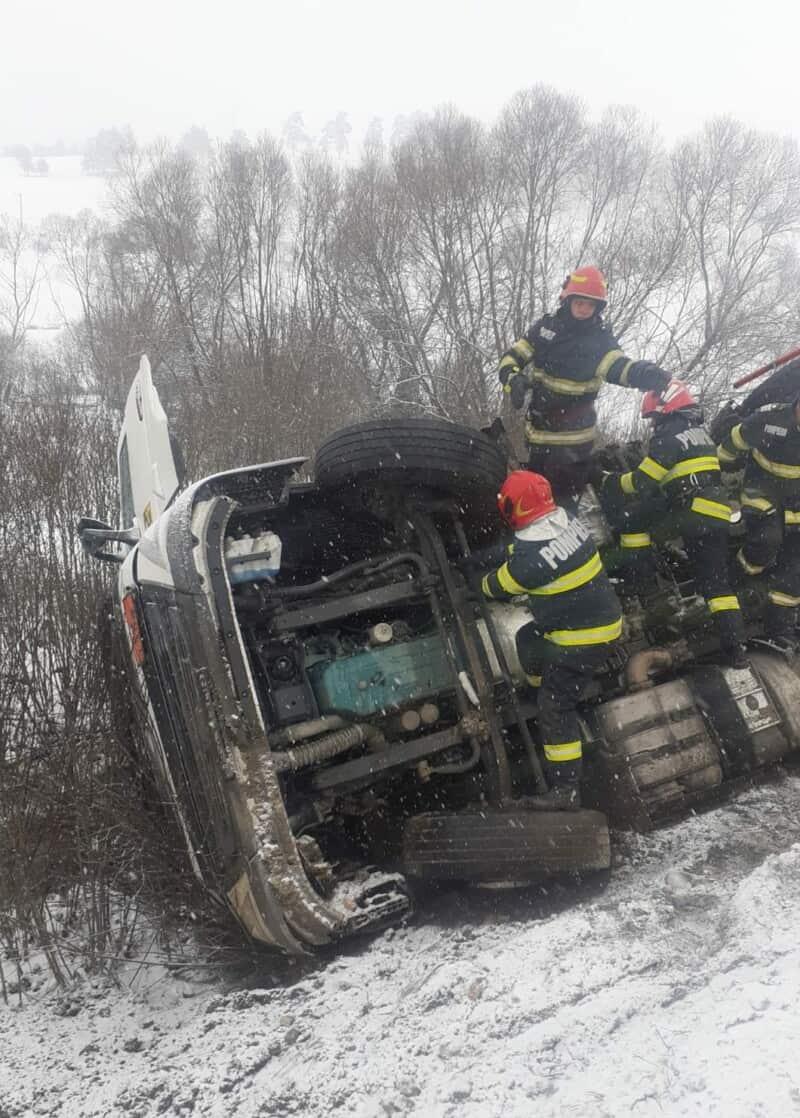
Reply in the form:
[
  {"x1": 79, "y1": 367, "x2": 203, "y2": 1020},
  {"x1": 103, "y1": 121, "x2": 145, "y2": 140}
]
[{"x1": 80, "y1": 358, "x2": 800, "y2": 954}]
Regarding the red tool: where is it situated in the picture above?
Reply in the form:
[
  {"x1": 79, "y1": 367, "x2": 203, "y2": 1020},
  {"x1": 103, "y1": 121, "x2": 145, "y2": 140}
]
[{"x1": 733, "y1": 345, "x2": 800, "y2": 388}]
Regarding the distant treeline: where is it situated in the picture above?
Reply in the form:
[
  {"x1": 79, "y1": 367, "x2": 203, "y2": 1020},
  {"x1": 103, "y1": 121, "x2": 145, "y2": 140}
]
[
  {"x1": 3, "y1": 87, "x2": 799, "y2": 462},
  {"x1": 2, "y1": 141, "x2": 82, "y2": 158}
]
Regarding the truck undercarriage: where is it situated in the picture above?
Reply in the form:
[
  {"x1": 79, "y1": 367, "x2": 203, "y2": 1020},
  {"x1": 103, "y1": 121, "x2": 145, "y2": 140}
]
[{"x1": 96, "y1": 408, "x2": 800, "y2": 954}]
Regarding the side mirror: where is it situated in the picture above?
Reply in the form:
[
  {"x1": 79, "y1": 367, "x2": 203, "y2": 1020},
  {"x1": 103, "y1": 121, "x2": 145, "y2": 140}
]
[{"x1": 76, "y1": 517, "x2": 139, "y2": 564}]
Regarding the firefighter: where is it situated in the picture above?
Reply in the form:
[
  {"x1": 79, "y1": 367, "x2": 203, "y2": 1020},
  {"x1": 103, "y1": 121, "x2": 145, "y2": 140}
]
[
  {"x1": 498, "y1": 266, "x2": 673, "y2": 503},
  {"x1": 711, "y1": 355, "x2": 800, "y2": 445},
  {"x1": 737, "y1": 357, "x2": 800, "y2": 416},
  {"x1": 602, "y1": 381, "x2": 748, "y2": 667},
  {"x1": 479, "y1": 470, "x2": 623, "y2": 810},
  {"x1": 717, "y1": 399, "x2": 800, "y2": 654}
]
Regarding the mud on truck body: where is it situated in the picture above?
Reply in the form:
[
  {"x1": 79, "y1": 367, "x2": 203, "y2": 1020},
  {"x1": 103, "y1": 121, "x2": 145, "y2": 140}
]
[{"x1": 79, "y1": 358, "x2": 800, "y2": 955}]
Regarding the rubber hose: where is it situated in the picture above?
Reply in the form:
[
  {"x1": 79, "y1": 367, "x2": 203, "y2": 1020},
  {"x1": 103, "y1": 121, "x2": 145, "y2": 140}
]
[{"x1": 272, "y1": 724, "x2": 383, "y2": 773}]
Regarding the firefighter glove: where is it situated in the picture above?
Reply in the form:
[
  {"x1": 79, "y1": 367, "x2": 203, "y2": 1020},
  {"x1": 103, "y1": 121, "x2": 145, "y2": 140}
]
[
  {"x1": 508, "y1": 372, "x2": 532, "y2": 410},
  {"x1": 639, "y1": 362, "x2": 671, "y2": 393},
  {"x1": 499, "y1": 362, "x2": 520, "y2": 387}
]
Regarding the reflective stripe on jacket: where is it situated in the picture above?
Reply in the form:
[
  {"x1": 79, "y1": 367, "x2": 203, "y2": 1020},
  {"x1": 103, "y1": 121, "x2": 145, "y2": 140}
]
[
  {"x1": 498, "y1": 307, "x2": 670, "y2": 453},
  {"x1": 717, "y1": 404, "x2": 800, "y2": 522},
  {"x1": 611, "y1": 410, "x2": 731, "y2": 525},
  {"x1": 480, "y1": 508, "x2": 622, "y2": 649}
]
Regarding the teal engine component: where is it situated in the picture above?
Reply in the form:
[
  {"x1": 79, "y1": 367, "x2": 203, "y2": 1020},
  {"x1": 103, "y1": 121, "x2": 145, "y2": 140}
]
[{"x1": 307, "y1": 635, "x2": 453, "y2": 719}]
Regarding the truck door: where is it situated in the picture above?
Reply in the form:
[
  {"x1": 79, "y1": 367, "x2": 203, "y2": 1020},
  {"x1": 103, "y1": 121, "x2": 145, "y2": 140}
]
[{"x1": 118, "y1": 355, "x2": 182, "y2": 532}]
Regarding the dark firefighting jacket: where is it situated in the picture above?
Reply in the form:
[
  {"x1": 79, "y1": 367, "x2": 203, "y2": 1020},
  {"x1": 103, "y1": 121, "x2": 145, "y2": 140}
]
[
  {"x1": 499, "y1": 307, "x2": 670, "y2": 457},
  {"x1": 718, "y1": 404, "x2": 800, "y2": 525},
  {"x1": 480, "y1": 508, "x2": 622, "y2": 650},
  {"x1": 711, "y1": 359, "x2": 800, "y2": 445},
  {"x1": 606, "y1": 408, "x2": 733, "y2": 532},
  {"x1": 740, "y1": 358, "x2": 800, "y2": 416}
]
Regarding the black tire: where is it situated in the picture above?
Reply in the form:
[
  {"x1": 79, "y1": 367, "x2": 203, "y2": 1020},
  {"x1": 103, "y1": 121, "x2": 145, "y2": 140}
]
[
  {"x1": 314, "y1": 418, "x2": 507, "y2": 497},
  {"x1": 402, "y1": 809, "x2": 611, "y2": 882}
]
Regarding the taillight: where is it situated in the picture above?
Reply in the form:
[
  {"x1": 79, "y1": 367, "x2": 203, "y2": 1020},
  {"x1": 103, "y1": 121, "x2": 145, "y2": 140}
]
[{"x1": 122, "y1": 593, "x2": 146, "y2": 665}]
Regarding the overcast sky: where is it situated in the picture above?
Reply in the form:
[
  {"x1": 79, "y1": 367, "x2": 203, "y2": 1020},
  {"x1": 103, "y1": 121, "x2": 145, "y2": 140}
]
[{"x1": 4, "y1": 0, "x2": 799, "y2": 149}]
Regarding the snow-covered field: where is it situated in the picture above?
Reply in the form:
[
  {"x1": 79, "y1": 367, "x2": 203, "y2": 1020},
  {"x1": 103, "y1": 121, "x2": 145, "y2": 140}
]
[
  {"x1": 3, "y1": 774, "x2": 800, "y2": 1117},
  {"x1": 0, "y1": 155, "x2": 109, "y2": 330},
  {"x1": 0, "y1": 156, "x2": 108, "y2": 225}
]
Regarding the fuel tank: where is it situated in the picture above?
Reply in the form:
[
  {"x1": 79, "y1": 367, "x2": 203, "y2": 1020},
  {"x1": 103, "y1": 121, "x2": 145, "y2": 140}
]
[{"x1": 585, "y1": 652, "x2": 800, "y2": 830}]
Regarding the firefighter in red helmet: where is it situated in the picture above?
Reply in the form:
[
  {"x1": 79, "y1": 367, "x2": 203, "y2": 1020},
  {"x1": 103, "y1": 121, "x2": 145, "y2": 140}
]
[
  {"x1": 477, "y1": 470, "x2": 623, "y2": 810},
  {"x1": 498, "y1": 266, "x2": 673, "y2": 504},
  {"x1": 602, "y1": 382, "x2": 748, "y2": 666}
]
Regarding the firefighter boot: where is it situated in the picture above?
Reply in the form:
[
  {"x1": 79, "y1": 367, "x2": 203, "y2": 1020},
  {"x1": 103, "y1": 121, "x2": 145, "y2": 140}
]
[
  {"x1": 712, "y1": 599, "x2": 749, "y2": 669},
  {"x1": 720, "y1": 643, "x2": 750, "y2": 669},
  {"x1": 527, "y1": 760, "x2": 582, "y2": 812},
  {"x1": 527, "y1": 785, "x2": 581, "y2": 812},
  {"x1": 751, "y1": 600, "x2": 799, "y2": 658},
  {"x1": 618, "y1": 540, "x2": 659, "y2": 604}
]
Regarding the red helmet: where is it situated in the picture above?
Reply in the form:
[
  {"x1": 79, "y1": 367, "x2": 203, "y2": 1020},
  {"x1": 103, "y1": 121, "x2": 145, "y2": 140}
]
[
  {"x1": 560, "y1": 266, "x2": 608, "y2": 306},
  {"x1": 641, "y1": 379, "x2": 696, "y2": 419},
  {"x1": 497, "y1": 470, "x2": 556, "y2": 529}
]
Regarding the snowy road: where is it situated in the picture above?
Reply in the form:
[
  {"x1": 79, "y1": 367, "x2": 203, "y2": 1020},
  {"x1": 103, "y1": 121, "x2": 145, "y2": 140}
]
[{"x1": 3, "y1": 775, "x2": 800, "y2": 1117}]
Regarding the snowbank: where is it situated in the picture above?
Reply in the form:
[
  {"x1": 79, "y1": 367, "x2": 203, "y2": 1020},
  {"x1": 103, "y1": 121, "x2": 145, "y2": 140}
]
[{"x1": 2, "y1": 775, "x2": 799, "y2": 1117}]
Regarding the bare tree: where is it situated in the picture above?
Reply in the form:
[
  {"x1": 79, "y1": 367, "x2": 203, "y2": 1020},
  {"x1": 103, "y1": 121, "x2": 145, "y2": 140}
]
[
  {"x1": 47, "y1": 89, "x2": 800, "y2": 455},
  {"x1": 319, "y1": 112, "x2": 353, "y2": 158},
  {"x1": 668, "y1": 118, "x2": 800, "y2": 404},
  {"x1": 573, "y1": 107, "x2": 684, "y2": 349},
  {"x1": 41, "y1": 211, "x2": 105, "y2": 357},
  {"x1": 82, "y1": 125, "x2": 135, "y2": 176},
  {"x1": 493, "y1": 85, "x2": 586, "y2": 336},
  {"x1": 282, "y1": 112, "x2": 311, "y2": 154},
  {"x1": 0, "y1": 214, "x2": 41, "y2": 358},
  {"x1": 207, "y1": 134, "x2": 292, "y2": 367},
  {"x1": 111, "y1": 143, "x2": 210, "y2": 388},
  {"x1": 391, "y1": 107, "x2": 509, "y2": 420},
  {"x1": 363, "y1": 116, "x2": 384, "y2": 156},
  {"x1": 179, "y1": 125, "x2": 211, "y2": 162}
]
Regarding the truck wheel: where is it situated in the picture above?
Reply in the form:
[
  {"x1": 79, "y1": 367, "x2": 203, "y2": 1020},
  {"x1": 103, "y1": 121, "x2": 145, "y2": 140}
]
[
  {"x1": 402, "y1": 809, "x2": 611, "y2": 882},
  {"x1": 314, "y1": 418, "x2": 507, "y2": 497}
]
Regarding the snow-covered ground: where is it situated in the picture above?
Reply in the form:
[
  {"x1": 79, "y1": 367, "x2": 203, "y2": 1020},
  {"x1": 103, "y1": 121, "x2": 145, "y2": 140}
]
[
  {"x1": 3, "y1": 774, "x2": 800, "y2": 1117},
  {"x1": 0, "y1": 155, "x2": 109, "y2": 331},
  {"x1": 0, "y1": 156, "x2": 107, "y2": 225}
]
